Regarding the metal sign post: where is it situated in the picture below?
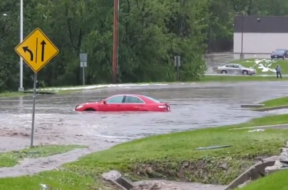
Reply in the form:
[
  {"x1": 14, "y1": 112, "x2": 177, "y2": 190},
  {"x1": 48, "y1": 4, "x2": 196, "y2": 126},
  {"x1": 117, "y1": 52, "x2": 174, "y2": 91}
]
[
  {"x1": 30, "y1": 72, "x2": 37, "y2": 147},
  {"x1": 80, "y1": 53, "x2": 88, "y2": 85},
  {"x1": 174, "y1": 55, "x2": 181, "y2": 80},
  {"x1": 14, "y1": 28, "x2": 59, "y2": 148}
]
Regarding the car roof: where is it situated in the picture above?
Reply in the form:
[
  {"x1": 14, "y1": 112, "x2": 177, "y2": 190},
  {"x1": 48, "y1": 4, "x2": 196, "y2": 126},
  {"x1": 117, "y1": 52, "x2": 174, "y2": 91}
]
[
  {"x1": 109, "y1": 93, "x2": 144, "y2": 97},
  {"x1": 107, "y1": 94, "x2": 161, "y2": 102},
  {"x1": 108, "y1": 94, "x2": 156, "y2": 100},
  {"x1": 224, "y1": 63, "x2": 241, "y2": 66}
]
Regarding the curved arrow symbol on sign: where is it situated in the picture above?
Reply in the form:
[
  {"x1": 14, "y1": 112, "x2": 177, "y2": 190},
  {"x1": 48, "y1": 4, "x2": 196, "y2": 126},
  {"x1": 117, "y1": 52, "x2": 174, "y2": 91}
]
[{"x1": 22, "y1": 46, "x2": 34, "y2": 61}]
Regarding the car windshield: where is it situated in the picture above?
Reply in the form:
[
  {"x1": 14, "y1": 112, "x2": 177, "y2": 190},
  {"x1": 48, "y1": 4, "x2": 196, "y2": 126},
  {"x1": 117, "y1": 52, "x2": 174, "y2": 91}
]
[{"x1": 143, "y1": 95, "x2": 161, "y2": 103}]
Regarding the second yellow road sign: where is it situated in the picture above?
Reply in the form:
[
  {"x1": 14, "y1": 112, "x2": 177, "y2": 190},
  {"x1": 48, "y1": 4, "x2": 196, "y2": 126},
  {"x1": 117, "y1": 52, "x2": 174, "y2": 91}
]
[{"x1": 15, "y1": 28, "x2": 59, "y2": 73}]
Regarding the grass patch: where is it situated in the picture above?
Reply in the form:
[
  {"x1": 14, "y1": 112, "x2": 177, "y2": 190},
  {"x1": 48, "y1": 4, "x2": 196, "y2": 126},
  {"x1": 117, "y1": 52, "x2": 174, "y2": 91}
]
[
  {"x1": 0, "y1": 89, "x2": 81, "y2": 98},
  {"x1": 259, "y1": 96, "x2": 288, "y2": 109},
  {"x1": 0, "y1": 145, "x2": 85, "y2": 168},
  {"x1": 229, "y1": 58, "x2": 288, "y2": 74},
  {"x1": 0, "y1": 115, "x2": 288, "y2": 189},
  {"x1": 201, "y1": 75, "x2": 286, "y2": 82},
  {"x1": 239, "y1": 169, "x2": 288, "y2": 190},
  {"x1": 0, "y1": 92, "x2": 26, "y2": 98}
]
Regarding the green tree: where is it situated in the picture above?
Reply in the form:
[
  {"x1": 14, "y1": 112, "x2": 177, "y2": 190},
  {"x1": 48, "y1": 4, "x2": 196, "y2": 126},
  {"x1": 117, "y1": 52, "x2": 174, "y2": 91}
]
[{"x1": 1, "y1": 0, "x2": 287, "y2": 92}]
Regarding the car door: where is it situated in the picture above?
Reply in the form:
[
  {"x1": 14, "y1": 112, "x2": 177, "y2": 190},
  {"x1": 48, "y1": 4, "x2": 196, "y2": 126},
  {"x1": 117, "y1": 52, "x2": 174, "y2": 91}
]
[
  {"x1": 103, "y1": 95, "x2": 125, "y2": 111},
  {"x1": 123, "y1": 95, "x2": 145, "y2": 111},
  {"x1": 225, "y1": 64, "x2": 233, "y2": 74},
  {"x1": 233, "y1": 64, "x2": 241, "y2": 74}
]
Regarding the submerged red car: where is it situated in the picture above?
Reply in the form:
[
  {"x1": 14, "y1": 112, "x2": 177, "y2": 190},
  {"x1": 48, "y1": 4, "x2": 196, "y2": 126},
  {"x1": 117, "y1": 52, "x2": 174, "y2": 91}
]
[{"x1": 74, "y1": 94, "x2": 170, "y2": 112}]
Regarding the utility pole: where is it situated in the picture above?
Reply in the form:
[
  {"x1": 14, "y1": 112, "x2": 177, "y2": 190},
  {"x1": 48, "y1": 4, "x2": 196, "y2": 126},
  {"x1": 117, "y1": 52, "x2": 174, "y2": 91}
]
[
  {"x1": 112, "y1": 0, "x2": 119, "y2": 83},
  {"x1": 240, "y1": 13, "x2": 244, "y2": 60},
  {"x1": 19, "y1": 0, "x2": 24, "y2": 91}
]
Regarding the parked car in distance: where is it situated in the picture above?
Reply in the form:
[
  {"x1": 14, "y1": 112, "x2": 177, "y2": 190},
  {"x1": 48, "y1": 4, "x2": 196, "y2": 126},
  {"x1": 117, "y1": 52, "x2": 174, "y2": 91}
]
[
  {"x1": 74, "y1": 94, "x2": 170, "y2": 112},
  {"x1": 213, "y1": 64, "x2": 256, "y2": 75},
  {"x1": 271, "y1": 49, "x2": 288, "y2": 59}
]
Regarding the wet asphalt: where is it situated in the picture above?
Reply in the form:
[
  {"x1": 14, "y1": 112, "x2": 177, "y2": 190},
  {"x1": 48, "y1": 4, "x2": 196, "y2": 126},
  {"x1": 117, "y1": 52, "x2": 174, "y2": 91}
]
[{"x1": 1, "y1": 81, "x2": 288, "y2": 141}]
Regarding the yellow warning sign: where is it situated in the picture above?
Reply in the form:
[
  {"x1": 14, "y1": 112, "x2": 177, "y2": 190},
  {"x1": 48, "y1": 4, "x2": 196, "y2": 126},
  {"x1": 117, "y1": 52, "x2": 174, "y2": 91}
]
[{"x1": 15, "y1": 28, "x2": 59, "y2": 73}]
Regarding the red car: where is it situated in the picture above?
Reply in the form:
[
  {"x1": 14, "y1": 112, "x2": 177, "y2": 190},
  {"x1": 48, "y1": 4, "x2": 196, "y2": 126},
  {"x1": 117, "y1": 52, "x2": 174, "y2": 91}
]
[{"x1": 74, "y1": 94, "x2": 170, "y2": 112}]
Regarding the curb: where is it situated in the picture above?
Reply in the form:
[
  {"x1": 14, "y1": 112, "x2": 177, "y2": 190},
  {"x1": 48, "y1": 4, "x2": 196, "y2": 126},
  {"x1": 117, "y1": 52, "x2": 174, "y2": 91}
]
[
  {"x1": 255, "y1": 105, "x2": 288, "y2": 111},
  {"x1": 102, "y1": 170, "x2": 134, "y2": 190},
  {"x1": 265, "y1": 146, "x2": 288, "y2": 175},
  {"x1": 240, "y1": 104, "x2": 264, "y2": 108},
  {"x1": 225, "y1": 156, "x2": 278, "y2": 190},
  {"x1": 229, "y1": 124, "x2": 288, "y2": 130},
  {"x1": 23, "y1": 91, "x2": 56, "y2": 95}
]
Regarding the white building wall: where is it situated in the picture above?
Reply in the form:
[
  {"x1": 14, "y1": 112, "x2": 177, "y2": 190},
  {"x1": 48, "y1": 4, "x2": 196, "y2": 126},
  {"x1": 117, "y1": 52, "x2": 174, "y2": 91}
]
[{"x1": 233, "y1": 33, "x2": 288, "y2": 59}]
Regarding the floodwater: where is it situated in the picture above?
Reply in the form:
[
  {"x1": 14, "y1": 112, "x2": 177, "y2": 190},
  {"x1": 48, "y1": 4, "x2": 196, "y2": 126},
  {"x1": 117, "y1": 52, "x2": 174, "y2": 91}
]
[
  {"x1": 0, "y1": 81, "x2": 288, "y2": 185},
  {"x1": 1, "y1": 81, "x2": 288, "y2": 144}
]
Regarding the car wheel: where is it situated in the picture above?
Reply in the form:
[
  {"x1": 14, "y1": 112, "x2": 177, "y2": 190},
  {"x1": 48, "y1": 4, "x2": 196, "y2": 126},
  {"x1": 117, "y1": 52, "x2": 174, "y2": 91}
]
[
  {"x1": 242, "y1": 70, "x2": 248, "y2": 75},
  {"x1": 221, "y1": 70, "x2": 227, "y2": 74},
  {"x1": 84, "y1": 108, "x2": 96, "y2": 111}
]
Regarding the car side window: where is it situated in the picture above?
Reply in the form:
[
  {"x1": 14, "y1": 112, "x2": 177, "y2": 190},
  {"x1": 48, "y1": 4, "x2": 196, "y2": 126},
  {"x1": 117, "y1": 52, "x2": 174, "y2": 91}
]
[
  {"x1": 225, "y1": 65, "x2": 233, "y2": 68},
  {"x1": 124, "y1": 96, "x2": 144, "y2": 103},
  {"x1": 233, "y1": 65, "x2": 239, "y2": 68},
  {"x1": 106, "y1": 95, "x2": 124, "y2": 104}
]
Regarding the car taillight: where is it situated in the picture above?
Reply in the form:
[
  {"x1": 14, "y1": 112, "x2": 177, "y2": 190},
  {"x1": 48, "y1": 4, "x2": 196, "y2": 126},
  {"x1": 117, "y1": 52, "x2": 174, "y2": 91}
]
[{"x1": 158, "y1": 105, "x2": 166, "y2": 108}]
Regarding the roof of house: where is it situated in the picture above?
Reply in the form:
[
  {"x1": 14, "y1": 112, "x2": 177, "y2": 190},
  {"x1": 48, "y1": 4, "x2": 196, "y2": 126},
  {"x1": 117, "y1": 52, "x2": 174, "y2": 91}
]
[{"x1": 234, "y1": 16, "x2": 288, "y2": 33}]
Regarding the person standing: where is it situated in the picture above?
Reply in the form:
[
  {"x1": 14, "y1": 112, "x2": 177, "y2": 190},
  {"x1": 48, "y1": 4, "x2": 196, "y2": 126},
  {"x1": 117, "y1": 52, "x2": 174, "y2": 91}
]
[{"x1": 276, "y1": 64, "x2": 282, "y2": 79}]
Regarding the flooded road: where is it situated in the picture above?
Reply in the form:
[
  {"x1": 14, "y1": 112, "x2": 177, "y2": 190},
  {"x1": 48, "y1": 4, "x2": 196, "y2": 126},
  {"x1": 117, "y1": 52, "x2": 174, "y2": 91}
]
[
  {"x1": 1, "y1": 81, "x2": 288, "y2": 148},
  {"x1": 1, "y1": 81, "x2": 288, "y2": 185}
]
